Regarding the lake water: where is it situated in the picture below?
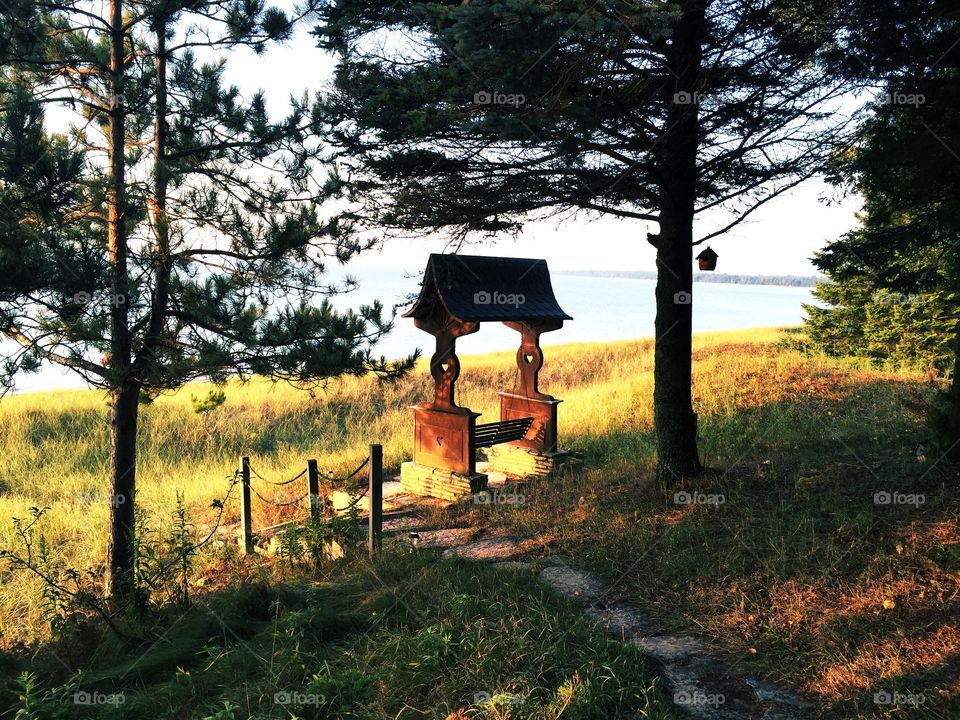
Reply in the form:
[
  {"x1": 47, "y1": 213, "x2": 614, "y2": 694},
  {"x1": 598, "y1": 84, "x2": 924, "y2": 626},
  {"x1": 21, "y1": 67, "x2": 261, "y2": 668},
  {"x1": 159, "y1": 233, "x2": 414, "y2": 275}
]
[
  {"x1": 15, "y1": 267, "x2": 815, "y2": 392},
  {"x1": 326, "y1": 266, "x2": 815, "y2": 361}
]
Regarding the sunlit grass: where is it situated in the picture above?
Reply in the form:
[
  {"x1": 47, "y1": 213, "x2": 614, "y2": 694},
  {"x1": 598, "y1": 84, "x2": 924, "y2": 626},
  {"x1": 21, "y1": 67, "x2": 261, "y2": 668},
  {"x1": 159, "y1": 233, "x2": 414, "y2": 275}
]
[{"x1": 2, "y1": 326, "x2": 957, "y2": 720}]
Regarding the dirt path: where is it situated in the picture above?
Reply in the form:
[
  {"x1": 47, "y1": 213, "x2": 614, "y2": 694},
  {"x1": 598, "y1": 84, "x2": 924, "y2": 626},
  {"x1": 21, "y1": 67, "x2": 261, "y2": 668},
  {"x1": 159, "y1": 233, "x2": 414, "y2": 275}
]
[{"x1": 409, "y1": 527, "x2": 813, "y2": 720}]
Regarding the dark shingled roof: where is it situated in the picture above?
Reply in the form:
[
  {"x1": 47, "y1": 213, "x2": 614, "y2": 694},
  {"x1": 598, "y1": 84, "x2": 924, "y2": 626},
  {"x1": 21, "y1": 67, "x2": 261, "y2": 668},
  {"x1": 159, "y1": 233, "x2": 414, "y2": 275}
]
[{"x1": 404, "y1": 254, "x2": 572, "y2": 323}]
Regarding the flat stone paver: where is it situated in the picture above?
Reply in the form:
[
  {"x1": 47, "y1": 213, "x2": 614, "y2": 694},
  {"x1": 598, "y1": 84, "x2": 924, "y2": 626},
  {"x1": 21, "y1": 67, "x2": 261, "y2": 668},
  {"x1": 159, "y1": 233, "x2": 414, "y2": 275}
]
[
  {"x1": 584, "y1": 603, "x2": 651, "y2": 636},
  {"x1": 381, "y1": 515, "x2": 434, "y2": 533},
  {"x1": 529, "y1": 559, "x2": 803, "y2": 719},
  {"x1": 410, "y1": 527, "x2": 478, "y2": 550},
  {"x1": 396, "y1": 506, "x2": 810, "y2": 719},
  {"x1": 744, "y1": 678, "x2": 810, "y2": 709},
  {"x1": 485, "y1": 471, "x2": 509, "y2": 488},
  {"x1": 492, "y1": 560, "x2": 535, "y2": 571},
  {"x1": 537, "y1": 565, "x2": 603, "y2": 602},
  {"x1": 443, "y1": 536, "x2": 527, "y2": 561},
  {"x1": 634, "y1": 634, "x2": 707, "y2": 662}
]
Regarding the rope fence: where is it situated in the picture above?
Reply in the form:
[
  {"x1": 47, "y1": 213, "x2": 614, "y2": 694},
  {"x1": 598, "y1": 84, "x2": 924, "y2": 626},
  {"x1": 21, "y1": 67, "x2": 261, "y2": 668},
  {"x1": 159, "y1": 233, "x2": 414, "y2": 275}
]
[
  {"x1": 250, "y1": 465, "x2": 308, "y2": 486},
  {"x1": 238, "y1": 445, "x2": 383, "y2": 557}
]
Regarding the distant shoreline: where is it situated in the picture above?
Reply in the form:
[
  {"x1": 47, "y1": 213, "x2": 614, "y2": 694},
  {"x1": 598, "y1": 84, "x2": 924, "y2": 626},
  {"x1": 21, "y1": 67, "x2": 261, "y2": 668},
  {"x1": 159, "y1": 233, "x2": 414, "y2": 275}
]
[{"x1": 555, "y1": 269, "x2": 820, "y2": 287}]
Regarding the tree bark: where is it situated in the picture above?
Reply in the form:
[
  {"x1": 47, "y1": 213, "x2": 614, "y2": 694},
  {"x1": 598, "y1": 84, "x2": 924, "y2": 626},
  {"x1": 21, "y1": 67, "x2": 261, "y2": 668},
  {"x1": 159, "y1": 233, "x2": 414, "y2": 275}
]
[
  {"x1": 651, "y1": 0, "x2": 706, "y2": 480},
  {"x1": 108, "y1": 382, "x2": 139, "y2": 599},
  {"x1": 653, "y1": 215, "x2": 702, "y2": 479},
  {"x1": 947, "y1": 320, "x2": 960, "y2": 460},
  {"x1": 106, "y1": 0, "x2": 135, "y2": 600}
]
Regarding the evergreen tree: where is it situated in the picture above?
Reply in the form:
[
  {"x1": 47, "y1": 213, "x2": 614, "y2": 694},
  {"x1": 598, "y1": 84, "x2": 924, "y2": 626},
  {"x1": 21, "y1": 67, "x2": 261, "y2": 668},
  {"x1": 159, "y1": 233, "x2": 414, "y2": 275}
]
[
  {"x1": 0, "y1": 0, "x2": 412, "y2": 600},
  {"x1": 805, "y1": 0, "x2": 960, "y2": 455},
  {"x1": 805, "y1": 280, "x2": 954, "y2": 371},
  {"x1": 313, "y1": 0, "x2": 857, "y2": 478}
]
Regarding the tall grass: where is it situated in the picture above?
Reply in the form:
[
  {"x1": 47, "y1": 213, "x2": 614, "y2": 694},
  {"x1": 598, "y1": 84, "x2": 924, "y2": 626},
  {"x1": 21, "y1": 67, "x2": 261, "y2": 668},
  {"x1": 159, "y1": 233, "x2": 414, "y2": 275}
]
[{"x1": 0, "y1": 327, "x2": 928, "y2": 649}]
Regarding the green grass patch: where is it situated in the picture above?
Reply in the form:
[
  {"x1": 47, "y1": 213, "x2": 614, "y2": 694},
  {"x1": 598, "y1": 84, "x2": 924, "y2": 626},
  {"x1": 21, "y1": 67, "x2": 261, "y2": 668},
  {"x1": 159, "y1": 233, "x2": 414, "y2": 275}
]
[{"x1": 3, "y1": 551, "x2": 677, "y2": 720}]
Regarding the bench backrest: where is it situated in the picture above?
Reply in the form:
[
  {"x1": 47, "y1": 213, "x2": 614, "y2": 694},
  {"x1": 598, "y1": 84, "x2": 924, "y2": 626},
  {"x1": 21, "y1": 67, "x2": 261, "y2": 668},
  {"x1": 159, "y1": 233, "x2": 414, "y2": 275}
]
[{"x1": 474, "y1": 417, "x2": 534, "y2": 448}]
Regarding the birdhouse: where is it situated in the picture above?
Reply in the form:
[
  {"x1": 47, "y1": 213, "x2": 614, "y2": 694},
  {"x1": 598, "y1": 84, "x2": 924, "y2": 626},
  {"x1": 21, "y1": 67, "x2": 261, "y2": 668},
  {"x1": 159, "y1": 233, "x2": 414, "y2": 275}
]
[{"x1": 696, "y1": 247, "x2": 718, "y2": 271}]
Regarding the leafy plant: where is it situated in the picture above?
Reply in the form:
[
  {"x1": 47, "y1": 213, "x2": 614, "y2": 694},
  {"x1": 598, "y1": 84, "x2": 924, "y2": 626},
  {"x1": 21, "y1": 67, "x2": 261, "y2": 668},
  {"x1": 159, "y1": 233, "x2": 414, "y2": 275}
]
[
  {"x1": 277, "y1": 504, "x2": 363, "y2": 569},
  {"x1": 199, "y1": 701, "x2": 240, "y2": 720},
  {"x1": 11, "y1": 672, "x2": 77, "y2": 720}
]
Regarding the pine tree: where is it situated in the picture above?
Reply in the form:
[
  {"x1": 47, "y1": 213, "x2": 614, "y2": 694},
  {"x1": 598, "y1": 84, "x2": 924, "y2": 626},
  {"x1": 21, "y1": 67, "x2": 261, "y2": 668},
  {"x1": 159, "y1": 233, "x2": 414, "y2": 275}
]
[
  {"x1": 312, "y1": 0, "x2": 857, "y2": 478},
  {"x1": 0, "y1": 0, "x2": 412, "y2": 600},
  {"x1": 806, "y1": 0, "x2": 960, "y2": 456}
]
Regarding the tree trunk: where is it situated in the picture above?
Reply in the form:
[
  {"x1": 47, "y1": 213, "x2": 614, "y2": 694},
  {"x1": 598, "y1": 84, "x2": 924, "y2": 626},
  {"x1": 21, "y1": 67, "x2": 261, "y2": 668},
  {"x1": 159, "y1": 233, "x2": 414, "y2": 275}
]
[
  {"x1": 108, "y1": 382, "x2": 139, "y2": 599},
  {"x1": 947, "y1": 321, "x2": 960, "y2": 460},
  {"x1": 653, "y1": 215, "x2": 702, "y2": 479},
  {"x1": 651, "y1": 0, "x2": 706, "y2": 480},
  {"x1": 106, "y1": 0, "x2": 135, "y2": 600}
]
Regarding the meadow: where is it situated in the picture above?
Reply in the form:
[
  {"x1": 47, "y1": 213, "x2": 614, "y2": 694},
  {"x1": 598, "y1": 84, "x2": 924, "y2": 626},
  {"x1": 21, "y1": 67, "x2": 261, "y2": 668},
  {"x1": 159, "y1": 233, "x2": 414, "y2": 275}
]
[{"x1": 1, "y1": 327, "x2": 957, "y2": 719}]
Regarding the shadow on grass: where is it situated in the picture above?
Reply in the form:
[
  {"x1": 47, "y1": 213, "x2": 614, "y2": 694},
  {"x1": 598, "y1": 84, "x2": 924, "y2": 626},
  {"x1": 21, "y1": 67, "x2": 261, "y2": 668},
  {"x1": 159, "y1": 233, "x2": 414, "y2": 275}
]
[
  {"x1": 452, "y1": 375, "x2": 959, "y2": 719},
  {"x1": 1, "y1": 550, "x2": 681, "y2": 720}
]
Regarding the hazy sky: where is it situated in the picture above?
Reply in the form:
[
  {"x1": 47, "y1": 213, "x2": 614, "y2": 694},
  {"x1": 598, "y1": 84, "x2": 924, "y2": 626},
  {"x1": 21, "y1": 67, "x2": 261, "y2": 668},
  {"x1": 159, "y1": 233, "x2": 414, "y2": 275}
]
[
  {"x1": 214, "y1": 26, "x2": 863, "y2": 276},
  {"x1": 354, "y1": 180, "x2": 860, "y2": 275}
]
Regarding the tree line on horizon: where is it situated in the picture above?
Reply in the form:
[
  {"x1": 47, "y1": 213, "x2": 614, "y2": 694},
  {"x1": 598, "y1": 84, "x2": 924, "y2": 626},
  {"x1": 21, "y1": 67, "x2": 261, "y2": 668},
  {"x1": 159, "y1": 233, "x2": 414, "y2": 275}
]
[{"x1": 556, "y1": 269, "x2": 820, "y2": 287}]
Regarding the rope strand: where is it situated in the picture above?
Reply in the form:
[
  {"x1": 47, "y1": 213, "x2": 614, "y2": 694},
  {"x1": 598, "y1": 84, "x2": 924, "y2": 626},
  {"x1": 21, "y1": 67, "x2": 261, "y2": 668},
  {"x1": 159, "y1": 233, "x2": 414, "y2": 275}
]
[{"x1": 249, "y1": 465, "x2": 308, "y2": 486}]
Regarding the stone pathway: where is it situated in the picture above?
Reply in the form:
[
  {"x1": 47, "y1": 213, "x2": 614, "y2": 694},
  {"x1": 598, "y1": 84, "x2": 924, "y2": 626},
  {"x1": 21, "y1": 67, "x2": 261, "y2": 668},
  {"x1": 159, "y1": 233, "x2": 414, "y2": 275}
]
[{"x1": 403, "y1": 528, "x2": 812, "y2": 720}]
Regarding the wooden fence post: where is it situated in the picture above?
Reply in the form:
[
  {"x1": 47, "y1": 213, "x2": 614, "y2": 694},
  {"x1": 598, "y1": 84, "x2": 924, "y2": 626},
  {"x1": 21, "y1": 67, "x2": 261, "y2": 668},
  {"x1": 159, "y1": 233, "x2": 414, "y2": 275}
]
[
  {"x1": 308, "y1": 459, "x2": 320, "y2": 524},
  {"x1": 368, "y1": 444, "x2": 383, "y2": 556},
  {"x1": 240, "y1": 456, "x2": 253, "y2": 554}
]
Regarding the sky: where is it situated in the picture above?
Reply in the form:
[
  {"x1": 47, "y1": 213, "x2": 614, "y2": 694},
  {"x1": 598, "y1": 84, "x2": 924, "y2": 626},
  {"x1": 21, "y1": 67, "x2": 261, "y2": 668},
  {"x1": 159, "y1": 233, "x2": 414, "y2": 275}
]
[
  {"x1": 42, "y1": 9, "x2": 865, "y2": 277},
  {"x1": 212, "y1": 26, "x2": 864, "y2": 277}
]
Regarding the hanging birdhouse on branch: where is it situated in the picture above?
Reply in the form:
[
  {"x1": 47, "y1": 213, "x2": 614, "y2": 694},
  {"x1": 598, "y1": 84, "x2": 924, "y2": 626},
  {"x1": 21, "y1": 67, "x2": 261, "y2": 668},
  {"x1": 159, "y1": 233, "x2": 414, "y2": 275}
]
[{"x1": 696, "y1": 247, "x2": 719, "y2": 271}]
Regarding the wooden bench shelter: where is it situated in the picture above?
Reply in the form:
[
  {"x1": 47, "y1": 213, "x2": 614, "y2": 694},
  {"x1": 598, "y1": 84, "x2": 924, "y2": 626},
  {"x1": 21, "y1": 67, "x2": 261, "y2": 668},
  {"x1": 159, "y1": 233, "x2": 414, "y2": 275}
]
[{"x1": 400, "y1": 254, "x2": 572, "y2": 500}]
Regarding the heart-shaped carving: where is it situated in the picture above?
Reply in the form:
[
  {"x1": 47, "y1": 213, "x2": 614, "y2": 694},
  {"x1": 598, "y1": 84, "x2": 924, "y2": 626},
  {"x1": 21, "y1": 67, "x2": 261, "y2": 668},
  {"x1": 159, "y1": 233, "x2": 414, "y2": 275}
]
[
  {"x1": 523, "y1": 353, "x2": 535, "y2": 364},
  {"x1": 436, "y1": 436, "x2": 444, "y2": 446},
  {"x1": 440, "y1": 362, "x2": 451, "y2": 372}
]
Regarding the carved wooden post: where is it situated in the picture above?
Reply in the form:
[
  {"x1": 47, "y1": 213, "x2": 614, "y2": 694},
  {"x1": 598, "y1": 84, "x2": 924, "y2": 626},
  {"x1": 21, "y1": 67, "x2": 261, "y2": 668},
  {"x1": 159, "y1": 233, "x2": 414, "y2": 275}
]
[
  {"x1": 499, "y1": 320, "x2": 563, "y2": 453},
  {"x1": 430, "y1": 329, "x2": 462, "y2": 410},
  {"x1": 510, "y1": 321, "x2": 552, "y2": 399}
]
